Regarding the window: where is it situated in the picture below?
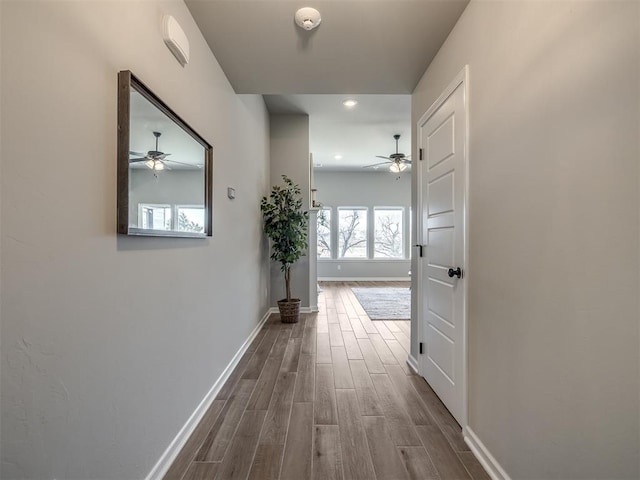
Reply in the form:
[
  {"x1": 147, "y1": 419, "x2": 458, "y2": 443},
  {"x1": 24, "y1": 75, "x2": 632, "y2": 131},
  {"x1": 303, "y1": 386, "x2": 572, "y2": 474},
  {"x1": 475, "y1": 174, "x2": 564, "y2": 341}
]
[
  {"x1": 177, "y1": 206, "x2": 205, "y2": 233},
  {"x1": 374, "y1": 208, "x2": 404, "y2": 258},
  {"x1": 140, "y1": 204, "x2": 172, "y2": 231},
  {"x1": 338, "y1": 208, "x2": 368, "y2": 258},
  {"x1": 317, "y1": 208, "x2": 331, "y2": 258}
]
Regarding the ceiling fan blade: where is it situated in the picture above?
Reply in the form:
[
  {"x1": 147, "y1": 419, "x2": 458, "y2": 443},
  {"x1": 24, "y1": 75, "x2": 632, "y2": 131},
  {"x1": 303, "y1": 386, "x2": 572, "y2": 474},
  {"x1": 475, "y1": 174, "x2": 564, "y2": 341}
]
[
  {"x1": 363, "y1": 161, "x2": 392, "y2": 168},
  {"x1": 129, "y1": 157, "x2": 148, "y2": 163},
  {"x1": 400, "y1": 158, "x2": 412, "y2": 164},
  {"x1": 375, "y1": 155, "x2": 392, "y2": 160},
  {"x1": 164, "y1": 159, "x2": 200, "y2": 168},
  {"x1": 129, "y1": 151, "x2": 147, "y2": 157}
]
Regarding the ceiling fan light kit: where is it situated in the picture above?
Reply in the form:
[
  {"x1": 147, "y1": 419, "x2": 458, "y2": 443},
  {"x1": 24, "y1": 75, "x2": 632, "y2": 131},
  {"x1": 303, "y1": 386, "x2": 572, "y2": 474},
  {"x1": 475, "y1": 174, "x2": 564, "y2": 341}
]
[
  {"x1": 295, "y1": 7, "x2": 321, "y2": 31},
  {"x1": 363, "y1": 134, "x2": 412, "y2": 173}
]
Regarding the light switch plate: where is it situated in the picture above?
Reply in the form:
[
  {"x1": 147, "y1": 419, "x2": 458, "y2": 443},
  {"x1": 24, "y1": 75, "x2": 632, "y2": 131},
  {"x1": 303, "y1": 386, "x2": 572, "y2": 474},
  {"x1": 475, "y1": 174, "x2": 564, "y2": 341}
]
[{"x1": 227, "y1": 187, "x2": 236, "y2": 199}]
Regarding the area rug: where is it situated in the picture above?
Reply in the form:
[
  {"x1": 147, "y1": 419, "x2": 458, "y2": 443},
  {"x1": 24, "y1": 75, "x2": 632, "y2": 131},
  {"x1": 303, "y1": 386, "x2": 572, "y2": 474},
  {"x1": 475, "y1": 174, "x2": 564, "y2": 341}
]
[{"x1": 351, "y1": 287, "x2": 410, "y2": 321}]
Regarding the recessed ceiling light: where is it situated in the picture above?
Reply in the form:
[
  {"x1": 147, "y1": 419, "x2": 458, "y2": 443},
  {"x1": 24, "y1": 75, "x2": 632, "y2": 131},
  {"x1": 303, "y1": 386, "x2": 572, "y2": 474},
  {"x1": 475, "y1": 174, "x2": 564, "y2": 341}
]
[
  {"x1": 342, "y1": 99, "x2": 357, "y2": 108},
  {"x1": 334, "y1": 154, "x2": 342, "y2": 160}
]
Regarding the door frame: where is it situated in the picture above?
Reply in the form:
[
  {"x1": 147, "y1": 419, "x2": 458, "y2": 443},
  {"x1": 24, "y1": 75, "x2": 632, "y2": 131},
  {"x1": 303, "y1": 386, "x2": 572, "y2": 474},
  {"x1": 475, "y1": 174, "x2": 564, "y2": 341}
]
[{"x1": 416, "y1": 65, "x2": 470, "y2": 431}]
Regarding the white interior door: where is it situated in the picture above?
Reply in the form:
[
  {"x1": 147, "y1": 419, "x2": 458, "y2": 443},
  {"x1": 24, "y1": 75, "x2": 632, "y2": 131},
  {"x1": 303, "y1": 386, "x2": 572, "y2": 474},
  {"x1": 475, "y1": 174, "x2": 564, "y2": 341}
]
[{"x1": 418, "y1": 69, "x2": 467, "y2": 426}]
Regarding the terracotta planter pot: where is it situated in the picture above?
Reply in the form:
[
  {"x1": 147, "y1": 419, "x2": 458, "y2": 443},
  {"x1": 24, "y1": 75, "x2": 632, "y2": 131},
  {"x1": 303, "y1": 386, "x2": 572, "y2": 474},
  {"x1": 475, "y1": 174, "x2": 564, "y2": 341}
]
[{"x1": 277, "y1": 298, "x2": 301, "y2": 324}]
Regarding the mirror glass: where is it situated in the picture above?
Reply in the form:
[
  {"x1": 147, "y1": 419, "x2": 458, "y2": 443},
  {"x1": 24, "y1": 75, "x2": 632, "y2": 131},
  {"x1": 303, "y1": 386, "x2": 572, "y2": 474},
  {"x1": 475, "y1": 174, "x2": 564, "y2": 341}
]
[{"x1": 118, "y1": 71, "x2": 212, "y2": 237}]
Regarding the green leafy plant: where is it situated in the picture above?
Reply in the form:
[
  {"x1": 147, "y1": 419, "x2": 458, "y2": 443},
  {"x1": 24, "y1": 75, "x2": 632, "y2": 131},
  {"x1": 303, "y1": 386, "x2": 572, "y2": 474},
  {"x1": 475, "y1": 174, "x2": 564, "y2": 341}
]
[{"x1": 261, "y1": 175, "x2": 309, "y2": 302}]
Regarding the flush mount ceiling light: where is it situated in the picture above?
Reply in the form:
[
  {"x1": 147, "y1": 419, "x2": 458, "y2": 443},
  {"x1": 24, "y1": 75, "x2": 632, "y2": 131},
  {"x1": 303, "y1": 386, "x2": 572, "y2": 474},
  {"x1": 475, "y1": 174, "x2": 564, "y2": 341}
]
[
  {"x1": 342, "y1": 99, "x2": 358, "y2": 108},
  {"x1": 295, "y1": 7, "x2": 321, "y2": 31},
  {"x1": 334, "y1": 154, "x2": 343, "y2": 160}
]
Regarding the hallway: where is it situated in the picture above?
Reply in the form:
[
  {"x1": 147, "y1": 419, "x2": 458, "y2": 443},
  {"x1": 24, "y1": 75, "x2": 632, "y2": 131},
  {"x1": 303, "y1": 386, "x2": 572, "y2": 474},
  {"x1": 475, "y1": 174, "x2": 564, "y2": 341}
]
[{"x1": 164, "y1": 282, "x2": 488, "y2": 480}]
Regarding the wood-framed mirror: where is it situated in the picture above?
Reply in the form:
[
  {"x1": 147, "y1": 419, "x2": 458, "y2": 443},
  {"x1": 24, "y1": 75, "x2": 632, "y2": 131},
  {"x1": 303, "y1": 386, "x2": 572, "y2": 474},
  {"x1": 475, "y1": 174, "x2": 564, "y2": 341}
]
[{"x1": 117, "y1": 70, "x2": 213, "y2": 237}]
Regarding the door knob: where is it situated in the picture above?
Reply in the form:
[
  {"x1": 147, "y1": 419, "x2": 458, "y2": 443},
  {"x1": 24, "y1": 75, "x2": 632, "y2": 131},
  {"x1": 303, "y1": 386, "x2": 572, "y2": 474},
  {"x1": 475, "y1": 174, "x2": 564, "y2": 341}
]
[{"x1": 448, "y1": 267, "x2": 462, "y2": 279}]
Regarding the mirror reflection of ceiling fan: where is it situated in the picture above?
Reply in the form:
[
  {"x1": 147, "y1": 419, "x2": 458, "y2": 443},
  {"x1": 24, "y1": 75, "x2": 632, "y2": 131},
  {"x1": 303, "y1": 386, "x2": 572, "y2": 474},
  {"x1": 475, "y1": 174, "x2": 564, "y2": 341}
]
[
  {"x1": 363, "y1": 134, "x2": 411, "y2": 173},
  {"x1": 129, "y1": 131, "x2": 197, "y2": 171}
]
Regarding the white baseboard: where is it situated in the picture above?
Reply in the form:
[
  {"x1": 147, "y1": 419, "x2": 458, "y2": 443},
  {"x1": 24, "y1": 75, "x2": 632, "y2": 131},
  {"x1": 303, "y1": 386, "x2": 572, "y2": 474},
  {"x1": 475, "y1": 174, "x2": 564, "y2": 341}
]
[
  {"x1": 318, "y1": 277, "x2": 411, "y2": 282},
  {"x1": 407, "y1": 354, "x2": 419, "y2": 374},
  {"x1": 145, "y1": 308, "x2": 272, "y2": 480},
  {"x1": 267, "y1": 306, "x2": 319, "y2": 314},
  {"x1": 464, "y1": 426, "x2": 511, "y2": 480}
]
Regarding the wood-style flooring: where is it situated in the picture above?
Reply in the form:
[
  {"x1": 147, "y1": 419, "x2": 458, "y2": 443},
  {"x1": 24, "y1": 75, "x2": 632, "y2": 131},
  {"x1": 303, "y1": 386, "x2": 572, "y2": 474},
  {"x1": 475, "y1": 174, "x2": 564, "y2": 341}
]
[{"x1": 164, "y1": 281, "x2": 489, "y2": 480}]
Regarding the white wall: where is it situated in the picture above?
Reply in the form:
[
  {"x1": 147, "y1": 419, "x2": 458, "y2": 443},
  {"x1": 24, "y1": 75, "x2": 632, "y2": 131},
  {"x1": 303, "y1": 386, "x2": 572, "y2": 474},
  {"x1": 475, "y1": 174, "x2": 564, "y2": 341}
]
[
  {"x1": 269, "y1": 115, "x2": 312, "y2": 307},
  {"x1": 0, "y1": 2, "x2": 270, "y2": 479},
  {"x1": 412, "y1": 1, "x2": 639, "y2": 478},
  {"x1": 316, "y1": 171, "x2": 411, "y2": 279}
]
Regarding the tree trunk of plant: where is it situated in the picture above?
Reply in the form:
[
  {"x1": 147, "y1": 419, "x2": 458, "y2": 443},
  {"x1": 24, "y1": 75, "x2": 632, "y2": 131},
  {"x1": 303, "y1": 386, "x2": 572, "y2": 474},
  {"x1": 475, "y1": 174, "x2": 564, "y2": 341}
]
[{"x1": 284, "y1": 266, "x2": 291, "y2": 302}]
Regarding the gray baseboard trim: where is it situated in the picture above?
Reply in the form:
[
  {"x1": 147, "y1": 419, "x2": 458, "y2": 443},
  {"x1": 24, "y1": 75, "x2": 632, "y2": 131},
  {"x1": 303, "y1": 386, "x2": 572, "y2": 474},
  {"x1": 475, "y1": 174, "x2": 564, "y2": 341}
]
[{"x1": 145, "y1": 308, "x2": 272, "y2": 480}]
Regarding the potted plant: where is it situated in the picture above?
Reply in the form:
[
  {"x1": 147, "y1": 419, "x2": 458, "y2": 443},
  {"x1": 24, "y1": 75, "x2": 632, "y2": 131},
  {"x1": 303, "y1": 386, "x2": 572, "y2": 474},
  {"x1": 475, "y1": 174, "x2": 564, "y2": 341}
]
[{"x1": 260, "y1": 175, "x2": 309, "y2": 323}]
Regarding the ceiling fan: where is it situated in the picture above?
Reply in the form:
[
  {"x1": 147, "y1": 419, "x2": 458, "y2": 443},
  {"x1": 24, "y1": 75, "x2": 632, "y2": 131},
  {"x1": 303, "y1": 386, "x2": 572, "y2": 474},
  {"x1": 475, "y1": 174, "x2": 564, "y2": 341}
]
[
  {"x1": 363, "y1": 134, "x2": 411, "y2": 173},
  {"x1": 129, "y1": 131, "x2": 196, "y2": 171}
]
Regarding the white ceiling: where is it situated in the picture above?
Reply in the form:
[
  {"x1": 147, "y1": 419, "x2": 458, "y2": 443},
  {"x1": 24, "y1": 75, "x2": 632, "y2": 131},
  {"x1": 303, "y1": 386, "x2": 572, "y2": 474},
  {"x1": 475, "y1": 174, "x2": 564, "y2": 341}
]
[
  {"x1": 185, "y1": 0, "x2": 469, "y2": 94},
  {"x1": 185, "y1": 0, "x2": 469, "y2": 170},
  {"x1": 264, "y1": 94, "x2": 411, "y2": 171}
]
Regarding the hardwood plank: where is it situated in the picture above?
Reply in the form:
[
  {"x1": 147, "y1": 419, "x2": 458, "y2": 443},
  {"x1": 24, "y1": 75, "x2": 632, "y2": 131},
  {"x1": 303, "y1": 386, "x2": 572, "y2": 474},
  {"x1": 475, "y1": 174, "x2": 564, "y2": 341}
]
[
  {"x1": 247, "y1": 356, "x2": 284, "y2": 411},
  {"x1": 281, "y1": 337, "x2": 303, "y2": 372},
  {"x1": 293, "y1": 354, "x2": 315, "y2": 402},
  {"x1": 215, "y1": 410, "x2": 266, "y2": 480},
  {"x1": 317, "y1": 315, "x2": 329, "y2": 333},
  {"x1": 335, "y1": 389, "x2": 377, "y2": 480},
  {"x1": 328, "y1": 323, "x2": 344, "y2": 347},
  {"x1": 182, "y1": 462, "x2": 220, "y2": 480},
  {"x1": 384, "y1": 320, "x2": 403, "y2": 333},
  {"x1": 397, "y1": 447, "x2": 440, "y2": 480},
  {"x1": 215, "y1": 347, "x2": 255, "y2": 401},
  {"x1": 316, "y1": 332, "x2": 332, "y2": 364},
  {"x1": 196, "y1": 379, "x2": 257, "y2": 461},
  {"x1": 397, "y1": 320, "x2": 411, "y2": 338},
  {"x1": 357, "y1": 338, "x2": 386, "y2": 374},
  {"x1": 348, "y1": 315, "x2": 369, "y2": 339},
  {"x1": 260, "y1": 371, "x2": 296, "y2": 445},
  {"x1": 385, "y1": 338, "x2": 410, "y2": 374},
  {"x1": 375, "y1": 321, "x2": 397, "y2": 340},
  {"x1": 369, "y1": 332, "x2": 399, "y2": 365},
  {"x1": 416, "y1": 425, "x2": 471, "y2": 480},
  {"x1": 270, "y1": 328, "x2": 293, "y2": 359},
  {"x1": 301, "y1": 323, "x2": 317, "y2": 354},
  {"x1": 291, "y1": 315, "x2": 307, "y2": 338},
  {"x1": 331, "y1": 346, "x2": 354, "y2": 389},
  {"x1": 362, "y1": 416, "x2": 410, "y2": 480},
  {"x1": 248, "y1": 444, "x2": 283, "y2": 480},
  {"x1": 314, "y1": 364, "x2": 338, "y2": 425},
  {"x1": 370, "y1": 374, "x2": 422, "y2": 446},
  {"x1": 359, "y1": 315, "x2": 380, "y2": 335},
  {"x1": 281, "y1": 402, "x2": 313, "y2": 480},
  {"x1": 407, "y1": 374, "x2": 462, "y2": 433},
  {"x1": 242, "y1": 327, "x2": 281, "y2": 380},
  {"x1": 337, "y1": 313, "x2": 353, "y2": 332},
  {"x1": 385, "y1": 364, "x2": 436, "y2": 426},
  {"x1": 393, "y1": 330, "x2": 411, "y2": 352},
  {"x1": 341, "y1": 330, "x2": 363, "y2": 360},
  {"x1": 348, "y1": 359, "x2": 383, "y2": 416},
  {"x1": 163, "y1": 400, "x2": 225, "y2": 480},
  {"x1": 313, "y1": 425, "x2": 343, "y2": 480},
  {"x1": 458, "y1": 452, "x2": 491, "y2": 480}
]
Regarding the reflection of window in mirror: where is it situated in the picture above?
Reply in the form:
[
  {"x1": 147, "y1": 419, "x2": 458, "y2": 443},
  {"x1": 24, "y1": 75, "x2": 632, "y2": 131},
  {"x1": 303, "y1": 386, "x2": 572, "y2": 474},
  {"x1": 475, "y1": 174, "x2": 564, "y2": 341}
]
[
  {"x1": 177, "y1": 205, "x2": 205, "y2": 233},
  {"x1": 139, "y1": 204, "x2": 172, "y2": 230}
]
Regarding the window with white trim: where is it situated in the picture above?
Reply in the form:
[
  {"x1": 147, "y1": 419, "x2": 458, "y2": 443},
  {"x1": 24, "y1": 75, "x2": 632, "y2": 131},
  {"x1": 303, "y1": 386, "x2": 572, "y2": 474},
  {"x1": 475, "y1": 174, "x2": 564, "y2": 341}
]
[
  {"x1": 374, "y1": 208, "x2": 404, "y2": 258},
  {"x1": 317, "y1": 207, "x2": 331, "y2": 258},
  {"x1": 338, "y1": 208, "x2": 368, "y2": 258}
]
